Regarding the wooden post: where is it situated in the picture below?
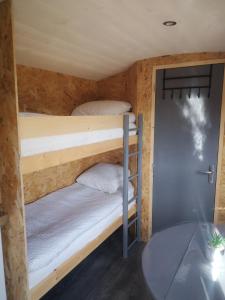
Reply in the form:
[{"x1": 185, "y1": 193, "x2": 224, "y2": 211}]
[{"x1": 0, "y1": 0, "x2": 29, "y2": 299}]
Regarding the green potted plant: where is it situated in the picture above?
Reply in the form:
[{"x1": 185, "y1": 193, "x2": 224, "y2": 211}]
[
  {"x1": 209, "y1": 232, "x2": 225, "y2": 255},
  {"x1": 209, "y1": 232, "x2": 225, "y2": 281}
]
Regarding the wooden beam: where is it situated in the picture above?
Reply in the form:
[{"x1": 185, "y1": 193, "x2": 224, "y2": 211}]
[
  {"x1": 214, "y1": 67, "x2": 225, "y2": 223},
  {"x1": 153, "y1": 58, "x2": 225, "y2": 70},
  {"x1": 21, "y1": 136, "x2": 137, "y2": 175},
  {"x1": 0, "y1": 1, "x2": 29, "y2": 299},
  {"x1": 134, "y1": 53, "x2": 225, "y2": 240},
  {"x1": 19, "y1": 115, "x2": 124, "y2": 139},
  {"x1": 0, "y1": 214, "x2": 8, "y2": 227},
  {"x1": 30, "y1": 206, "x2": 136, "y2": 300}
]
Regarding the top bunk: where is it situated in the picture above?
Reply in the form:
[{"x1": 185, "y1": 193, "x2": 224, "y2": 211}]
[{"x1": 19, "y1": 101, "x2": 138, "y2": 175}]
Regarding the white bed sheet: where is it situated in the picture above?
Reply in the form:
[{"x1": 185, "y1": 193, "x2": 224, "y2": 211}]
[
  {"x1": 21, "y1": 126, "x2": 136, "y2": 157},
  {"x1": 26, "y1": 183, "x2": 134, "y2": 289}
]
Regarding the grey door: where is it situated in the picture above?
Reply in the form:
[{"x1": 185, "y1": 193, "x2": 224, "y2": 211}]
[{"x1": 153, "y1": 64, "x2": 224, "y2": 233}]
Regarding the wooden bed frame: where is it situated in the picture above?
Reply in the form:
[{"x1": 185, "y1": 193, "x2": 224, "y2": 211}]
[
  {"x1": 20, "y1": 115, "x2": 137, "y2": 174},
  {"x1": 19, "y1": 114, "x2": 138, "y2": 298},
  {"x1": 18, "y1": 114, "x2": 139, "y2": 298}
]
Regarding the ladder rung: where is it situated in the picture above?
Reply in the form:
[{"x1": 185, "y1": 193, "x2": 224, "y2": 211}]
[
  {"x1": 129, "y1": 127, "x2": 138, "y2": 132},
  {"x1": 128, "y1": 151, "x2": 139, "y2": 157},
  {"x1": 128, "y1": 196, "x2": 137, "y2": 204},
  {"x1": 128, "y1": 238, "x2": 138, "y2": 250},
  {"x1": 128, "y1": 217, "x2": 138, "y2": 228},
  {"x1": 128, "y1": 173, "x2": 138, "y2": 181}
]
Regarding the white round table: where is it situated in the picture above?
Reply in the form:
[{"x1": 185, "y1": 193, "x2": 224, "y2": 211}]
[{"x1": 142, "y1": 223, "x2": 225, "y2": 300}]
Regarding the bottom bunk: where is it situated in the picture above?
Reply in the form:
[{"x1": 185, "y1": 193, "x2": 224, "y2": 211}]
[{"x1": 25, "y1": 170, "x2": 136, "y2": 299}]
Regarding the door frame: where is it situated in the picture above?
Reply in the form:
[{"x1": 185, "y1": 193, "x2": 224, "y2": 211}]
[{"x1": 150, "y1": 59, "x2": 225, "y2": 230}]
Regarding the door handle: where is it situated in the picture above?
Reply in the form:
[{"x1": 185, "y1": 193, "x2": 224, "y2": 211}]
[
  {"x1": 199, "y1": 165, "x2": 215, "y2": 184},
  {"x1": 199, "y1": 170, "x2": 213, "y2": 175}
]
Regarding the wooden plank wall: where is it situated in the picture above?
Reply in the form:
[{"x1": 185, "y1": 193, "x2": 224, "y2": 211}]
[
  {"x1": 0, "y1": 1, "x2": 29, "y2": 299},
  {"x1": 23, "y1": 147, "x2": 135, "y2": 204},
  {"x1": 23, "y1": 149, "x2": 122, "y2": 204},
  {"x1": 97, "y1": 71, "x2": 128, "y2": 101},
  {"x1": 17, "y1": 64, "x2": 97, "y2": 115},
  {"x1": 135, "y1": 53, "x2": 225, "y2": 240},
  {"x1": 218, "y1": 136, "x2": 225, "y2": 222},
  {"x1": 98, "y1": 52, "x2": 225, "y2": 241},
  {"x1": 97, "y1": 66, "x2": 138, "y2": 112},
  {"x1": 17, "y1": 65, "x2": 137, "y2": 203},
  {"x1": 96, "y1": 64, "x2": 138, "y2": 192},
  {"x1": 16, "y1": 51, "x2": 225, "y2": 237}
]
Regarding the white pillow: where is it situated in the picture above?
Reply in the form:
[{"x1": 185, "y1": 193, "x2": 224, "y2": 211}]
[
  {"x1": 76, "y1": 163, "x2": 130, "y2": 194},
  {"x1": 117, "y1": 182, "x2": 134, "y2": 200},
  {"x1": 71, "y1": 100, "x2": 131, "y2": 116}
]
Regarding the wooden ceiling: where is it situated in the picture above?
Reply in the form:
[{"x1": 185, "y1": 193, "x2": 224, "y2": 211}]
[{"x1": 13, "y1": 0, "x2": 225, "y2": 80}]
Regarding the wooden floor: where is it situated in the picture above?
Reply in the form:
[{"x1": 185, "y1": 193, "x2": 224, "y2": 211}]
[{"x1": 42, "y1": 229, "x2": 152, "y2": 300}]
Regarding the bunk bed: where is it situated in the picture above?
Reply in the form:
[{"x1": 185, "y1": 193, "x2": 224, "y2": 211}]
[{"x1": 18, "y1": 110, "x2": 143, "y2": 300}]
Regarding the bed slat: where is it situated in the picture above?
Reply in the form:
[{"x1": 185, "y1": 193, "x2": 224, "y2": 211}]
[
  {"x1": 19, "y1": 115, "x2": 123, "y2": 139},
  {"x1": 21, "y1": 136, "x2": 137, "y2": 175}
]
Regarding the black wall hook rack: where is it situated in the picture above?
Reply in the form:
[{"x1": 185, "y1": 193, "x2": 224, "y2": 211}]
[{"x1": 162, "y1": 65, "x2": 213, "y2": 99}]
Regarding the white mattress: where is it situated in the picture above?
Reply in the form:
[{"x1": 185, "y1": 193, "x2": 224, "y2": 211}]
[{"x1": 26, "y1": 183, "x2": 134, "y2": 289}]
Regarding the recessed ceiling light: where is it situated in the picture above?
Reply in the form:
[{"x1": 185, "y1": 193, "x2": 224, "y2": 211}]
[{"x1": 163, "y1": 21, "x2": 177, "y2": 27}]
